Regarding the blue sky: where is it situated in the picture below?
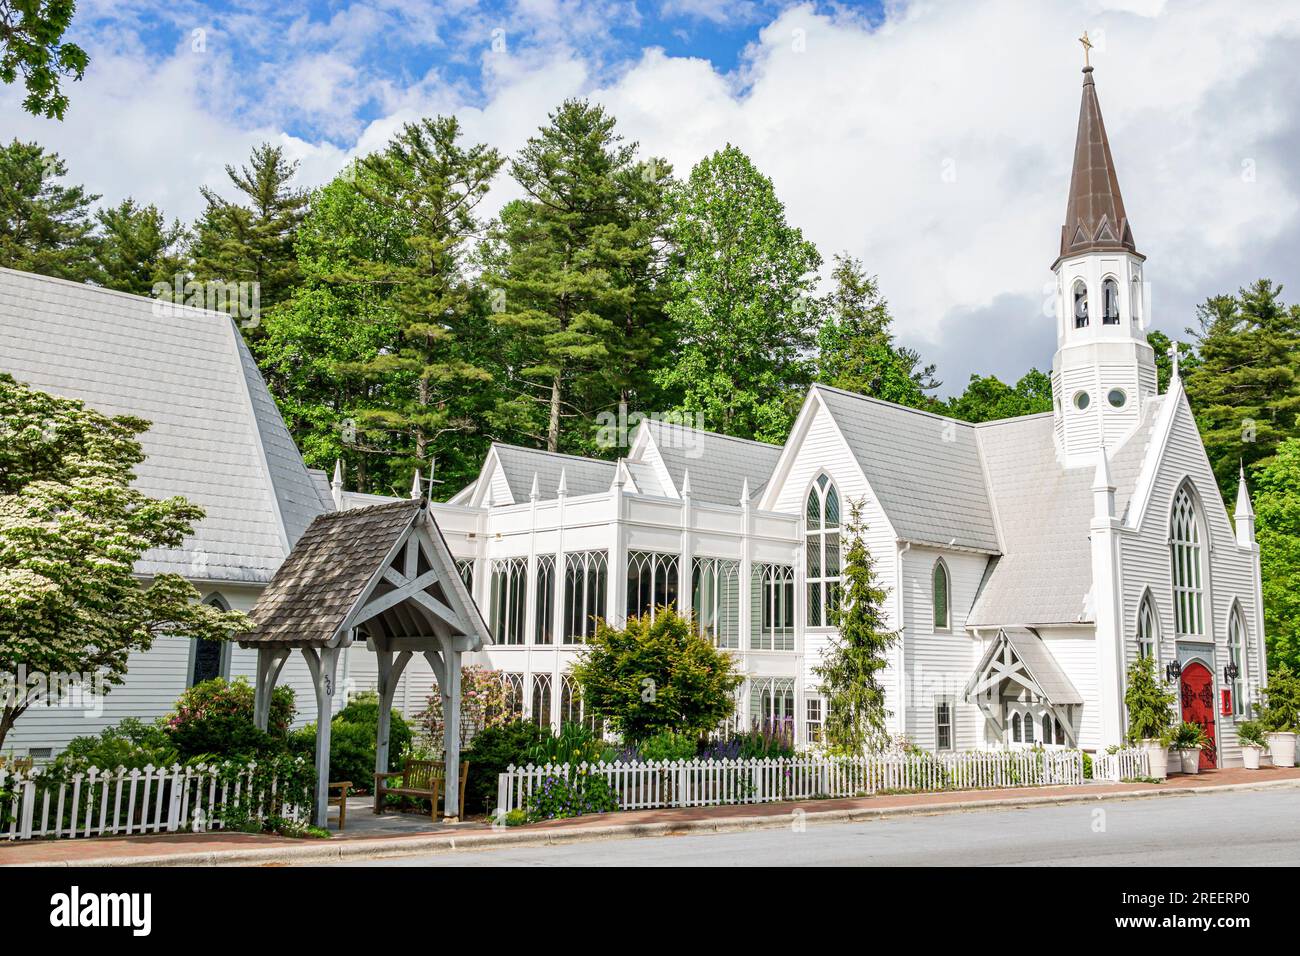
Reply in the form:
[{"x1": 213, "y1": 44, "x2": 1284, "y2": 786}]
[{"x1": 13, "y1": 1, "x2": 1300, "y2": 394}]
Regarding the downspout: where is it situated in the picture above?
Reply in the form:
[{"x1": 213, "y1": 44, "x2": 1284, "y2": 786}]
[{"x1": 896, "y1": 540, "x2": 910, "y2": 740}]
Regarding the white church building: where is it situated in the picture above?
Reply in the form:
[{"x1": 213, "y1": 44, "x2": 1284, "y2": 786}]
[{"x1": 0, "y1": 64, "x2": 1265, "y2": 766}]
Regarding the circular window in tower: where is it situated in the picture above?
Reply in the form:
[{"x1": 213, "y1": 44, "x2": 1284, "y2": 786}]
[
  {"x1": 1108, "y1": 388, "x2": 1127, "y2": 408},
  {"x1": 1073, "y1": 391, "x2": 1091, "y2": 411}
]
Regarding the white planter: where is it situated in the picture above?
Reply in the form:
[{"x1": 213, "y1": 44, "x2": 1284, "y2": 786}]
[
  {"x1": 1241, "y1": 745, "x2": 1263, "y2": 770},
  {"x1": 1179, "y1": 748, "x2": 1201, "y2": 775},
  {"x1": 1141, "y1": 739, "x2": 1169, "y2": 780},
  {"x1": 1267, "y1": 731, "x2": 1297, "y2": 768}
]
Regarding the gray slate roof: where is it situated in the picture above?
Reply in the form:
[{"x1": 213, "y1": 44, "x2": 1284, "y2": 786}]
[
  {"x1": 491, "y1": 443, "x2": 616, "y2": 501},
  {"x1": 966, "y1": 401, "x2": 1159, "y2": 627},
  {"x1": 0, "y1": 268, "x2": 326, "y2": 583},
  {"x1": 642, "y1": 420, "x2": 783, "y2": 504},
  {"x1": 242, "y1": 500, "x2": 421, "y2": 644},
  {"x1": 813, "y1": 385, "x2": 1000, "y2": 552}
]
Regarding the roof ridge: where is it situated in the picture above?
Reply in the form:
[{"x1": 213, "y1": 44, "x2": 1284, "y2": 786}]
[
  {"x1": 490, "y1": 442, "x2": 616, "y2": 467},
  {"x1": 0, "y1": 266, "x2": 242, "y2": 323},
  {"x1": 644, "y1": 418, "x2": 783, "y2": 449},
  {"x1": 972, "y1": 410, "x2": 1056, "y2": 428},
  {"x1": 812, "y1": 382, "x2": 974, "y2": 428},
  {"x1": 318, "y1": 498, "x2": 420, "y2": 521}
]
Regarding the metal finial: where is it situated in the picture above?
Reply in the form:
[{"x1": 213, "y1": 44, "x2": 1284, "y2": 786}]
[{"x1": 1079, "y1": 31, "x2": 1093, "y2": 68}]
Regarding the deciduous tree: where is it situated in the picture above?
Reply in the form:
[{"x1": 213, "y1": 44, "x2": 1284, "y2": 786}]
[{"x1": 0, "y1": 374, "x2": 248, "y2": 752}]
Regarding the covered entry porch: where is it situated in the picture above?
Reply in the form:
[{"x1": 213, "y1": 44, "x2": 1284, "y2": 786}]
[
  {"x1": 966, "y1": 627, "x2": 1083, "y2": 749},
  {"x1": 239, "y1": 499, "x2": 490, "y2": 827}
]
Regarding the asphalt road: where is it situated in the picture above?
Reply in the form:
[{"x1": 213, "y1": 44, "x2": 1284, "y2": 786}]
[{"x1": 344, "y1": 788, "x2": 1300, "y2": 866}]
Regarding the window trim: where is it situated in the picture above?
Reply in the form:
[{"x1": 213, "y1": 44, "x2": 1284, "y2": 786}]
[
  {"x1": 935, "y1": 696, "x2": 955, "y2": 751},
  {"x1": 563, "y1": 550, "x2": 608, "y2": 644},
  {"x1": 692, "y1": 556, "x2": 741, "y2": 649},
  {"x1": 189, "y1": 593, "x2": 233, "y2": 686},
  {"x1": 1136, "y1": 589, "x2": 1160, "y2": 665},
  {"x1": 1101, "y1": 275, "x2": 1121, "y2": 325},
  {"x1": 1170, "y1": 483, "x2": 1207, "y2": 638},
  {"x1": 1072, "y1": 279, "x2": 1089, "y2": 329},
  {"x1": 626, "y1": 550, "x2": 679, "y2": 622},
  {"x1": 804, "y1": 472, "x2": 841, "y2": 629},
  {"x1": 751, "y1": 562, "x2": 796, "y2": 651},
  {"x1": 932, "y1": 557, "x2": 951, "y2": 633},
  {"x1": 489, "y1": 557, "x2": 529, "y2": 645},
  {"x1": 1227, "y1": 602, "x2": 1247, "y2": 718}
]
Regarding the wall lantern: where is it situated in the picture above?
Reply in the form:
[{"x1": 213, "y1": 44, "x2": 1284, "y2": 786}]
[
  {"x1": 1224, "y1": 662, "x2": 1240, "y2": 683},
  {"x1": 1165, "y1": 660, "x2": 1182, "y2": 683}
]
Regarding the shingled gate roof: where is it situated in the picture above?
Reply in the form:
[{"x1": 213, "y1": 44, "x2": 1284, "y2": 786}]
[{"x1": 240, "y1": 498, "x2": 488, "y2": 648}]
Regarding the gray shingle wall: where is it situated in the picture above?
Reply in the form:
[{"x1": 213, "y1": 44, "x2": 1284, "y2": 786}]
[
  {"x1": 814, "y1": 385, "x2": 999, "y2": 552},
  {"x1": 0, "y1": 268, "x2": 324, "y2": 583}
]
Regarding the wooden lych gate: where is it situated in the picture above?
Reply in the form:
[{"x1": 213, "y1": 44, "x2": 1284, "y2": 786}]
[{"x1": 239, "y1": 499, "x2": 491, "y2": 827}]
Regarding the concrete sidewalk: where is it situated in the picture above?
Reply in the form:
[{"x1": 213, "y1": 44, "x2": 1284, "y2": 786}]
[{"x1": 4, "y1": 765, "x2": 1297, "y2": 867}]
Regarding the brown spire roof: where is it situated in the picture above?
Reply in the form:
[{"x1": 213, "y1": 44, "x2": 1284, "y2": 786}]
[{"x1": 1056, "y1": 66, "x2": 1141, "y2": 267}]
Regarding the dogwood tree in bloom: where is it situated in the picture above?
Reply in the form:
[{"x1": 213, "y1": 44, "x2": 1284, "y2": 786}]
[{"x1": 0, "y1": 373, "x2": 248, "y2": 751}]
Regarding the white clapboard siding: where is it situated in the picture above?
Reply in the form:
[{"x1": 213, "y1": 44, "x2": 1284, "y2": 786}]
[
  {"x1": 1121, "y1": 396, "x2": 1262, "y2": 765},
  {"x1": 496, "y1": 750, "x2": 1085, "y2": 815},
  {"x1": 1, "y1": 761, "x2": 308, "y2": 842}
]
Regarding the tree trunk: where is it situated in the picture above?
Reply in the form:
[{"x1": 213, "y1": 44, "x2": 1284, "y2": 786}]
[
  {"x1": 547, "y1": 369, "x2": 562, "y2": 453},
  {"x1": 416, "y1": 376, "x2": 430, "y2": 463}
]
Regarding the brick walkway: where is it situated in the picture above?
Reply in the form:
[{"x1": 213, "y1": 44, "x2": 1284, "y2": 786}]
[{"x1": 4, "y1": 765, "x2": 1296, "y2": 866}]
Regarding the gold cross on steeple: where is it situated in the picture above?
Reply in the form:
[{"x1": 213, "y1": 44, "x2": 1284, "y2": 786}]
[{"x1": 1079, "y1": 31, "x2": 1094, "y2": 68}]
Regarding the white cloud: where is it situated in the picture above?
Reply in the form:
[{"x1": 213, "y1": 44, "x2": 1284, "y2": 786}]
[{"x1": 7, "y1": 0, "x2": 1299, "y2": 392}]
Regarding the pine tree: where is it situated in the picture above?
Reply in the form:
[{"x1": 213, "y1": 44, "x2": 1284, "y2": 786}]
[
  {"x1": 1185, "y1": 280, "x2": 1300, "y2": 498},
  {"x1": 345, "y1": 117, "x2": 505, "y2": 491},
  {"x1": 90, "y1": 198, "x2": 189, "y2": 295},
  {"x1": 1146, "y1": 330, "x2": 1199, "y2": 395},
  {"x1": 190, "y1": 143, "x2": 309, "y2": 333},
  {"x1": 255, "y1": 162, "x2": 413, "y2": 495},
  {"x1": 485, "y1": 99, "x2": 673, "y2": 455},
  {"x1": 814, "y1": 501, "x2": 898, "y2": 753},
  {"x1": 816, "y1": 254, "x2": 937, "y2": 408},
  {"x1": 1254, "y1": 438, "x2": 1300, "y2": 671},
  {"x1": 0, "y1": 138, "x2": 96, "y2": 280},
  {"x1": 661, "y1": 145, "x2": 822, "y2": 443}
]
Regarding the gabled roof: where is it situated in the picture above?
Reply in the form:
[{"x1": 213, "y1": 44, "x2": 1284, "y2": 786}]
[
  {"x1": 967, "y1": 401, "x2": 1160, "y2": 628},
  {"x1": 640, "y1": 419, "x2": 783, "y2": 504},
  {"x1": 488, "y1": 443, "x2": 616, "y2": 502},
  {"x1": 0, "y1": 267, "x2": 325, "y2": 584},
  {"x1": 241, "y1": 499, "x2": 489, "y2": 649},
  {"x1": 1056, "y1": 66, "x2": 1140, "y2": 265},
  {"x1": 965, "y1": 627, "x2": 1083, "y2": 705},
  {"x1": 812, "y1": 385, "x2": 999, "y2": 552}
]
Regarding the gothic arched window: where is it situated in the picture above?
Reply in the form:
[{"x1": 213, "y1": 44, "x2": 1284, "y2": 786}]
[
  {"x1": 805, "y1": 474, "x2": 841, "y2": 627},
  {"x1": 1137, "y1": 591, "x2": 1159, "y2": 663},
  {"x1": 1011, "y1": 712, "x2": 1022, "y2": 743},
  {"x1": 1102, "y1": 277, "x2": 1121, "y2": 325},
  {"x1": 1228, "y1": 605, "x2": 1247, "y2": 717},
  {"x1": 932, "y1": 559, "x2": 950, "y2": 632},
  {"x1": 1170, "y1": 486, "x2": 1205, "y2": 636},
  {"x1": 1073, "y1": 280, "x2": 1089, "y2": 329}
]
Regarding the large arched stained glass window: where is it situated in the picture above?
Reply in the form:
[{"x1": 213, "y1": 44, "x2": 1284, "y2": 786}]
[
  {"x1": 805, "y1": 474, "x2": 841, "y2": 627},
  {"x1": 1170, "y1": 487, "x2": 1205, "y2": 636}
]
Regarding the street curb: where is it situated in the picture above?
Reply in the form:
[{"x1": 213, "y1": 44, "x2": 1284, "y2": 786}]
[{"x1": 16, "y1": 777, "x2": 1300, "y2": 867}]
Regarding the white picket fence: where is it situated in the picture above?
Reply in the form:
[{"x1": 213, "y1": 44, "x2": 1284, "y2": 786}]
[
  {"x1": 0, "y1": 761, "x2": 309, "y2": 842},
  {"x1": 1091, "y1": 748, "x2": 1150, "y2": 782},
  {"x1": 497, "y1": 749, "x2": 1086, "y2": 815}
]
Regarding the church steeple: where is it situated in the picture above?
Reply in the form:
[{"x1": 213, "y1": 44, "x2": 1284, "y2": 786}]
[
  {"x1": 1049, "y1": 55, "x2": 1157, "y2": 469},
  {"x1": 1056, "y1": 65, "x2": 1141, "y2": 267}
]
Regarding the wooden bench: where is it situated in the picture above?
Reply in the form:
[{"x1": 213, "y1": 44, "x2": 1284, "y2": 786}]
[
  {"x1": 374, "y1": 760, "x2": 469, "y2": 820},
  {"x1": 328, "y1": 781, "x2": 352, "y2": 830}
]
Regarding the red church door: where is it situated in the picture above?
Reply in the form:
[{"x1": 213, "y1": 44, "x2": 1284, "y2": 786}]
[{"x1": 1180, "y1": 661, "x2": 1218, "y2": 771}]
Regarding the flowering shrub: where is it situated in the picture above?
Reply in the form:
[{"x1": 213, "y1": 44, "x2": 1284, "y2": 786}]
[
  {"x1": 417, "y1": 665, "x2": 511, "y2": 754},
  {"x1": 700, "y1": 721, "x2": 796, "y2": 760},
  {"x1": 522, "y1": 768, "x2": 617, "y2": 822},
  {"x1": 166, "y1": 677, "x2": 295, "y2": 761}
]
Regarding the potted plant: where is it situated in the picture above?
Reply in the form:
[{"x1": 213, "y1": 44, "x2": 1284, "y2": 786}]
[
  {"x1": 1124, "y1": 656, "x2": 1176, "y2": 780},
  {"x1": 1259, "y1": 665, "x2": 1300, "y2": 768},
  {"x1": 1236, "y1": 719, "x2": 1267, "y2": 770},
  {"x1": 1172, "y1": 721, "x2": 1208, "y2": 775}
]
